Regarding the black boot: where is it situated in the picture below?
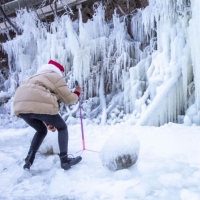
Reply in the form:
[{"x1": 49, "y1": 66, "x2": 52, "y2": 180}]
[
  {"x1": 59, "y1": 152, "x2": 82, "y2": 170},
  {"x1": 23, "y1": 150, "x2": 36, "y2": 170}
]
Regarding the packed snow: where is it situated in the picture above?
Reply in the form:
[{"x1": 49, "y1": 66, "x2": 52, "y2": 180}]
[{"x1": 1, "y1": 121, "x2": 200, "y2": 200}]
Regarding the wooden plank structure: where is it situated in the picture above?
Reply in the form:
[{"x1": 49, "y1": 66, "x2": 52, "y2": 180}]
[{"x1": 0, "y1": 0, "x2": 87, "y2": 31}]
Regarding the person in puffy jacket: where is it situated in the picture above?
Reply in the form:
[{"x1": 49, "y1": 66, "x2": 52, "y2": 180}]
[{"x1": 13, "y1": 60, "x2": 82, "y2": 170}]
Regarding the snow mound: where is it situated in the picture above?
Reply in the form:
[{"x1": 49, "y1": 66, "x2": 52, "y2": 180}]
[
  {"x1": 99, "y1": 131, "x2": 140, "y2": 171},
  {"x1": 125, "y1": 182, "x2": 152, "y2": 199},
  {"x1": 27, "y1": 128, "x2": 59, "y2": 155}
]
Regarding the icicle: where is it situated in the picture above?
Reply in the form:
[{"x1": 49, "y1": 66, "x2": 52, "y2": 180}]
[
  {"x1": 188, "y1": 0, "x2": 200, "y2": 111},
  {"x1": 1, "y1": 1, "x2": 195, "y2": 126}
]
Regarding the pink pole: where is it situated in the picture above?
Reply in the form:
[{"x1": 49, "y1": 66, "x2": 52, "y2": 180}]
[
  {"x1": 79, "y1": 97, "x2": 86, "y2": 150},
  {"x1": 75, "y1": 81, "x2": 98, "y2": 154}
]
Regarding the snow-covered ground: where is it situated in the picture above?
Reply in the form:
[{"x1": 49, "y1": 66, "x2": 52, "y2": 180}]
[{"x1": 1, "y1": 122, "x2": 200, "y2": 200}]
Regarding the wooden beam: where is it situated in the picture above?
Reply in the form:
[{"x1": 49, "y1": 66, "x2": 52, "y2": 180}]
[{"x1": 0, "y1": 0, "x2": 87, "y2": 31}]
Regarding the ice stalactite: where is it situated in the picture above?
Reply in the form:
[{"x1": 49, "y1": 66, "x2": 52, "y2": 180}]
[
  {"x1": 188, "y1": 0, "x2": 200, "y2": 110},
  {"x1": 182, "y1": 0, "x2": 200, "y2": 125},
  {"x1": 0, "y1": 6, "x2": 159, "y2": 124},
  {"x1": 136, "y1": 75, "x2": 184, "y2": 126},
  {"x1": 126, "y1": 0, "x2": 193, "y2": 126},
  {"x1": 1, "y1": 1, "x2": 198, "y2": 126},
  {"x1": 2, "y1": 10, "x2": 74, "y2": 87},
  {"x1": 66, "y1": 9, "x2": 91, "y2": 85},
  {"x1": 2, "y1": 10, "x2": 43, "y2": 91}
]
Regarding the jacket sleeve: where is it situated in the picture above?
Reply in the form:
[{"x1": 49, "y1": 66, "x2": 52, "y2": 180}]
[{"x1": 54, "y1": 77, "x2": 78, "y2": 105}]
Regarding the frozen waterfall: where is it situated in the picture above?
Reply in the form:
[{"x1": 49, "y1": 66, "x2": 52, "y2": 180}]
[{"x1": 1, "y1": 0, "x2": 199, "y2": 127}]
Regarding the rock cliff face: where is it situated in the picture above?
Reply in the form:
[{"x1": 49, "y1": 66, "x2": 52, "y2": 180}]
[
  {"x1": 0, "y1": 34, "x2": 9, "y2": 72},
  {"x1": 72, "y1": 0, "x2": 148, "y2": 22}
]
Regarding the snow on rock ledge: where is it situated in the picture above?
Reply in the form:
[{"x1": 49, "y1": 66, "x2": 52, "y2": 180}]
[{"x1": 100, "y1": 131, "x2": 140, "y2": 171}]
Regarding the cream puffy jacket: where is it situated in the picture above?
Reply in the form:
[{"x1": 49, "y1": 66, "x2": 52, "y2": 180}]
[{"x1": 13, "y1": 68, "x2": 78, "y2": 116}]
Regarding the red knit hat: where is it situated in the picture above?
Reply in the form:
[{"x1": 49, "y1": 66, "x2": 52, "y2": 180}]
[{"x1": 48, "y1": 60, "x2": 65, "y2": 72}]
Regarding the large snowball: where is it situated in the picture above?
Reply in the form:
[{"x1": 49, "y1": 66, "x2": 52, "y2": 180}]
[{"x1": 99, "y1": 131, "x2": 140, "y2": 171}]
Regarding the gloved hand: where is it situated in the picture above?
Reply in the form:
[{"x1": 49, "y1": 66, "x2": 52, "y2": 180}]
[
  {"x1": 75, "y1": 85, "x2": 82, "y2": 93},
  {"x1": 74, "y1": 85, "x2": 82, "y2": 97},
  {"x1": 47, "y1": 125, "x2": 56, "y2": 132}
]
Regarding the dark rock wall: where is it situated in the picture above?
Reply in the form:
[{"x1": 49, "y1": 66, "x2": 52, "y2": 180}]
[{"x1": 71, "y1": 0, "x2": 148, "y2": 22}]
